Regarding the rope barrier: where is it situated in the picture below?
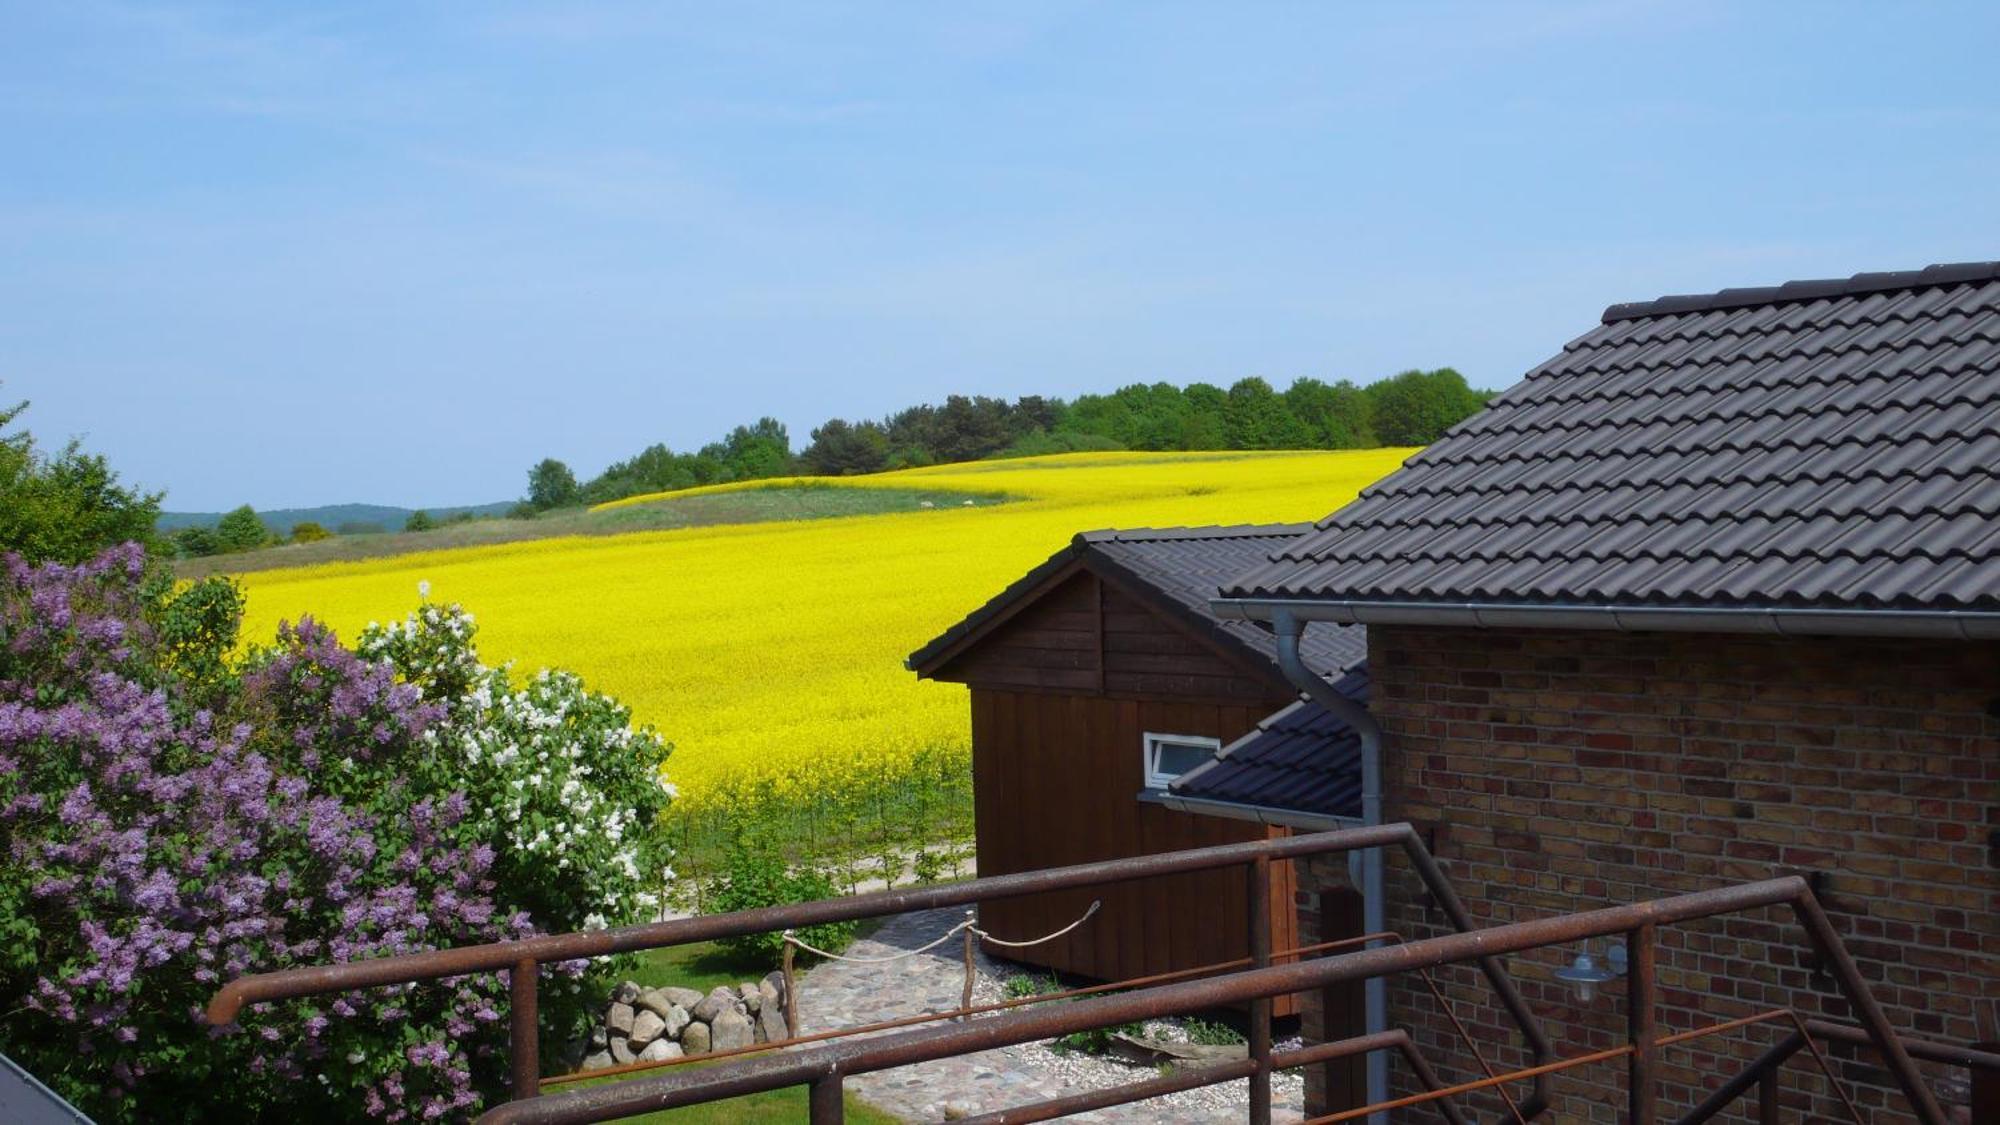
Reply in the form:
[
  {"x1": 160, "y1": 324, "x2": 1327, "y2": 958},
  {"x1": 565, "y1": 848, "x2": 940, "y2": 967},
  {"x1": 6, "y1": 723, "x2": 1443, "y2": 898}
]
[
  {"x1": 782, "y1": 900, "x2": 1100, "y2": 962},
  {"x1": 969, "y1": 900, "x2": 1101, "y2": 948}
]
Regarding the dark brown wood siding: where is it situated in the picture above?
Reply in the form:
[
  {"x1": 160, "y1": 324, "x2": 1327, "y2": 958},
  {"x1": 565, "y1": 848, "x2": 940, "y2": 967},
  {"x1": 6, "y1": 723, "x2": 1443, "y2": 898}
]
[{"x1": 970, "y1": 687, "x2": 1301, "y2": 1015}]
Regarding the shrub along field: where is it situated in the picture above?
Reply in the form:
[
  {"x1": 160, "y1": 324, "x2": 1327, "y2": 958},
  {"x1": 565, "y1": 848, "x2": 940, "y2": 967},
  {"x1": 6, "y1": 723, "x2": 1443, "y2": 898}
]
[{"x1": 232, "y1": 449, "x2": 1409, "y2": 876}]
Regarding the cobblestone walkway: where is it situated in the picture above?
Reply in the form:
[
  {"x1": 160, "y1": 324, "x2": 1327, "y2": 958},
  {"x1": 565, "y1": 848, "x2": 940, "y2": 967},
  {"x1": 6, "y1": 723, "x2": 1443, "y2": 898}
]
[{"x1": 796, "y1": 907, "x2": 1306, "y2": 1123}]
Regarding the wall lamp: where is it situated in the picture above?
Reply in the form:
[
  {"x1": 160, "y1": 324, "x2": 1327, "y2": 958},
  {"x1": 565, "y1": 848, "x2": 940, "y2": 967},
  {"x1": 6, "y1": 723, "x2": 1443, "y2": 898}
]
[{"x1": 1553, "y1": 938, "x2": 1628, "y2": 1003}]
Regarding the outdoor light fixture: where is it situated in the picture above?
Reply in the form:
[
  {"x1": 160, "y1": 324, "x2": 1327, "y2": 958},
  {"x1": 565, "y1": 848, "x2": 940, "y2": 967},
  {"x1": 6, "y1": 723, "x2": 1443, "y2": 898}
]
[{"x1": 1553, "y1": 939, "x2": 1627, "y2": 1003}]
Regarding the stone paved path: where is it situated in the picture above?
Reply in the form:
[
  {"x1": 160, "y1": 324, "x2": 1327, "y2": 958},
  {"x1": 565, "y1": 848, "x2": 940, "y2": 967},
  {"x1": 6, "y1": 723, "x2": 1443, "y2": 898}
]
[{"x1": 795, "y1": 907, "x2": 1305, "y2": 1123}]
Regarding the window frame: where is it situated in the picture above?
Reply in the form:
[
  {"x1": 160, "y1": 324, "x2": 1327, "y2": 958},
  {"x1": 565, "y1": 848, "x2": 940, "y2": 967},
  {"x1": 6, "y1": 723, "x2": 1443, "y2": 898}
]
[{"x1": 1141, "y1": 730, "x2": 1222, "y2": 790}]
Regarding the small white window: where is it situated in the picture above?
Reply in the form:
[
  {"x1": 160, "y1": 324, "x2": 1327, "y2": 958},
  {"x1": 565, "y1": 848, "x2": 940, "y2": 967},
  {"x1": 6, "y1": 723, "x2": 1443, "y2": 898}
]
[{"x1": 1143, "y1": 732, "x2": 1221, "y2": 789}]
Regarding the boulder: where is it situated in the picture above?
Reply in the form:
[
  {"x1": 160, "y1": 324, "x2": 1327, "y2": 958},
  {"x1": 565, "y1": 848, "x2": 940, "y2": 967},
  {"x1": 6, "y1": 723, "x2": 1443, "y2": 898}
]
[
  {"x1": 661, "y1": 1004, "x2": 691, "y2": 1040},
  {"x1": 681, "y1": 1019, "x2": 711, "y2": 1055},
  {"x1": 758, "y1": 1001, "x2": 789, "y2": 1045},
  {"x1": 636, "y1": 988, "x2": 678, "y2": 1019},
  {"x1": 738, "y1": 982, "x2": 761, "y2": 1015},
  {"x1": 609, "y1": 1037, "x2": 636, "y2": 1066},
  {"x1": 711, "y1": 1008, "x2": 755, "y2": 1052},
  {"x1": 658, "y1": 986, "x2": 706, "y2": 1010},
  {"x1": 692, "y1": 985, "x2": 737, "y2": 1023},
  {"x1": 589, "y1": 1025, "x2": 609, "y2": 1049},
  {"x1": 581, "y1": 1050, "x2": 614, "y2": 1072},
  {"x1": 606, "y1": 1002, "x2": 636, "y2": 1037},
  {"x1": 612, "y1": 980, "x2": 642, "y2": 1005},
  {"x1": 762, "y1": 970, "x2": 788, "y2": 1009},
  {"x1": 637, "y1": 1039, "x2": 684, "y2": 1063},
  {"x1": 628, "y1": 1009, "x2": 667, "y2": 1048},
  {"x1": 758, "y1": 977, "x2": 784, "y2": 1019}
]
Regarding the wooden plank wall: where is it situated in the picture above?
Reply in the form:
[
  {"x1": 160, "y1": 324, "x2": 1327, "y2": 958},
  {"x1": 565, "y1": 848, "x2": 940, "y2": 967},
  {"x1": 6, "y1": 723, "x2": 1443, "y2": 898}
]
[{"x1": 971, "y1": 687, "x2": 1302, "y2": 1015}]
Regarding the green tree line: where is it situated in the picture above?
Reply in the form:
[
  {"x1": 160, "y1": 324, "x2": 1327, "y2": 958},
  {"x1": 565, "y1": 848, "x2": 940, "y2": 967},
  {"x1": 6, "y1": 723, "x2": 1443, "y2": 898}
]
[{"x1": 528, "y1": 368, "x2": 1492, "y2": 509}]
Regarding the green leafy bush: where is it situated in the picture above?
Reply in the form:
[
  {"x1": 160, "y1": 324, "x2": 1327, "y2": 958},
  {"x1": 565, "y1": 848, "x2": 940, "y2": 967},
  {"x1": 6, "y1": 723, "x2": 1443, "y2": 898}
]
[
  {"x1": 0, "y1": 551, "x2": 678, "y2": 1122},
  {"x1": 702, "y1": 840, "x2": 855, "y2": 963}
]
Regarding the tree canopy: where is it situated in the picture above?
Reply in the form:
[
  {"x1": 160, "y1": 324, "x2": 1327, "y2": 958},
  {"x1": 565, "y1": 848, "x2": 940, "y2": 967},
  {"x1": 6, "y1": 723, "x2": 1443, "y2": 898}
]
[{"x1": 0, "y1": 397, "x2": 161, "y2": 564}]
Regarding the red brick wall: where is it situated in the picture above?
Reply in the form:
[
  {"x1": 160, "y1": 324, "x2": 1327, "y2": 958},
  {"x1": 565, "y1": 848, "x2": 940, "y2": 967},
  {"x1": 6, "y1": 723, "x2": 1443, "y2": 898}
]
[{"x1": 1298, "y1": 626, "x2": 1998, "y2": 1123}]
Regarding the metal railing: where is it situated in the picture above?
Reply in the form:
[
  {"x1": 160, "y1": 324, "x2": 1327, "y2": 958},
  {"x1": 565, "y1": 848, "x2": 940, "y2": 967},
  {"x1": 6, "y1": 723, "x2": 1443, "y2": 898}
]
[
  {"x1": 204, "y1": 822, "x2": 1968, "y2": 1124},
  {"x1": 456, "y1": 873, "x2": 1946, "y2": 1125},
  {"x1": 205, "y1": 823, "x2": 1553, "y2": 1119}
]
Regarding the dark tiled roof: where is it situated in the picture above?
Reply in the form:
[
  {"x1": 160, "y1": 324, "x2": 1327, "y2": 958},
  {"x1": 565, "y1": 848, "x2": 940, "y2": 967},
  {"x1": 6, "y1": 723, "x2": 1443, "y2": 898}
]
[
  {"x1": 1169, "y1": 668, "x2": 1368, "y2": 820},
  {"x1": 1226, "y1": 262, "x2": 2000, "y2": 611},
  {"x1": 909, "y1": 525, "x2": 1366, "y2": 680}
]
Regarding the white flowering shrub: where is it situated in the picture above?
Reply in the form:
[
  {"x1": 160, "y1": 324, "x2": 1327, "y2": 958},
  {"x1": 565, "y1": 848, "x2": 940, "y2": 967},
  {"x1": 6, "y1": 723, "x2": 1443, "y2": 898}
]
[{"x1": 357, "y1": 599, "x2": 676, "y2": 937}]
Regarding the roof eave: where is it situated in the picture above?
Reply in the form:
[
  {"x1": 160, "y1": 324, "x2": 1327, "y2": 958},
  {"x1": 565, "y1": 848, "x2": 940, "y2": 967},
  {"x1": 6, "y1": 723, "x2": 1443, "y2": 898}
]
[{"x1": 1210, "y1": 596, "x2": 2000, "y2": 641}]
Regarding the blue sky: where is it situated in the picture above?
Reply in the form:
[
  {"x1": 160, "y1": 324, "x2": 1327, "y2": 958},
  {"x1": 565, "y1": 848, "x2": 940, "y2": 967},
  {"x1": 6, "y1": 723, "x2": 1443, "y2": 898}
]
[{"x1": 4, "y1": 2, "x2": 1998, "y2": 510}]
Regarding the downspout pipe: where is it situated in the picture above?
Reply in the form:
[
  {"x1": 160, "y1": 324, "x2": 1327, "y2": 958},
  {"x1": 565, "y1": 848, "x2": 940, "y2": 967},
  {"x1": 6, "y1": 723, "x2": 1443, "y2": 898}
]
[{"x1": 1269, "y1": 609, "x2": 1390, "y2": 1125}]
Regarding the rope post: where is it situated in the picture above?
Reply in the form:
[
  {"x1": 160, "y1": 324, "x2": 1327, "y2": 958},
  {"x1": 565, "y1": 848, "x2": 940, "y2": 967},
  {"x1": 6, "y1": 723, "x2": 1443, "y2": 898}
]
[
  {"x1": 960, "y1": 909, "x2": 977, "y2": 1021},
  {"x1": 782, "y1": 931, "x2": 800, "y2": 1039}
]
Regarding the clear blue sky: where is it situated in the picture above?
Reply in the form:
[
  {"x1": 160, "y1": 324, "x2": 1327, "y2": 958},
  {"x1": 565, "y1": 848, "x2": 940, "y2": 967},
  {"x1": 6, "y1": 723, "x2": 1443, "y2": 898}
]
[{"x1": 4, "y1": 3, "x2": 1998, "y2": 510}]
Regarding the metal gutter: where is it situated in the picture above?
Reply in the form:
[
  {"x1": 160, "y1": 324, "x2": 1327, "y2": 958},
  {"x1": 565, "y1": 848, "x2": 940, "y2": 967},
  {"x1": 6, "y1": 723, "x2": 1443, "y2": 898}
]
[
  {"x1": 1144, "y1": 788, "x2": 1361, "y2": 833},
  {"x1": 1211, "y1": 597, "x2": 2000, "y2": 639},
  {"x1": 1268, "y1": 609, "x2": 1393, "y2": 1124}
]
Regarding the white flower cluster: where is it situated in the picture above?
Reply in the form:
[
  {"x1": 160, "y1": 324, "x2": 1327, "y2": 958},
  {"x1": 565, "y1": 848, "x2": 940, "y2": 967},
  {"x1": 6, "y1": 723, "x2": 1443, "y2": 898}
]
[{"x1": 358, "y1": 600, "x2": 676, "y2": 930}]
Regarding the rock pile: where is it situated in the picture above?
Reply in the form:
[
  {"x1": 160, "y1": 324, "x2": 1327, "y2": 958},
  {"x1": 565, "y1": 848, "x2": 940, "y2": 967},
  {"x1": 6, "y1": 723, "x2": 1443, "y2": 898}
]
[{"x1": 581, "y1": 974, "x2": 791, "y2": 1071}]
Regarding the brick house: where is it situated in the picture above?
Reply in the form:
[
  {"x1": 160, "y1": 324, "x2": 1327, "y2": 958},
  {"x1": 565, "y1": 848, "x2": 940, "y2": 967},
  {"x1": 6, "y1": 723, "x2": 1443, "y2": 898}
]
[{"x1": 1206, "y1": 262, "x2": 2000, "y2": 1121}]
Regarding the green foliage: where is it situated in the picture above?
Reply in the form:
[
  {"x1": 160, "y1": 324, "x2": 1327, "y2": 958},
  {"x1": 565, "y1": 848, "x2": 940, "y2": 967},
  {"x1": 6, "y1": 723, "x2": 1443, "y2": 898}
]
[
  {"x1": 1053, "y1": 1020, "x2": 1146, "y2": 1055},
  {"x1": 579, "y1": 417, "x2": 793, "y2": 506},
  {"x1": 1003, "y1": 973, "x2": 1057, "y2": 1000},
  {"x1": 527, "y1": 457, "x2": 581, "y2": 510},
  {"x1": 910, "y1": 848, "x2": 949, "y2": 884},
  {"x1": 0, "y1": 396, "x2": 161, "y2": 563},
  {"x1": 1285, "y1": 377, "x2": 1375, "y2": 448},
  {"x1": 288, "y1": 520, "x2": 333, "y2": 543},
  {"x1": 213, "y1": 504, "x2": 270, "y2": 552},
  {"x1": 172, "y1": 525, "x2": 220, "y2": 558},
  {"x1": 1224, "y1": 377, "x2": 1313, "y2": 449},
  {"x1": 801, "y1": 419, "x2": 891, "y2": 475},
  {"x1": 147, "y1": 571, "x2": 245, "y2": 706},
  {"x1": 701, "y1": 839, "x2": 855, "y2": 964},
  {"x1": 999, "y1": 430, "x2": 1124, "y2": 458},
  {"x1": 1183, "y1": 1017, "x2": 1245, "y2": 1046},
  {"x1": 404, "y1": 509, "x2": 438, "y2": 532},
  {"x1": 1362, "y1": 367, "x2": 1490, "y2": 445}
]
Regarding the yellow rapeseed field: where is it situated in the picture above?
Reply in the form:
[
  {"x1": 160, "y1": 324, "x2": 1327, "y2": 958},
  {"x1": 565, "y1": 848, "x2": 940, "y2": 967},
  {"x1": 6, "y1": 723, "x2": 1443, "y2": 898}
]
[{"x1": 235, "y1": 450, "x2": 1409, "y2": 845}]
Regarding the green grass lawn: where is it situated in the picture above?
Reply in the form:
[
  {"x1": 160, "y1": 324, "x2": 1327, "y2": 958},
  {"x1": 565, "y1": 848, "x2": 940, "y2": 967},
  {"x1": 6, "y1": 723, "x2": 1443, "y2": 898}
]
[{"x1": 560, "y1": 1068, "x2": 899, "y2": 1125}]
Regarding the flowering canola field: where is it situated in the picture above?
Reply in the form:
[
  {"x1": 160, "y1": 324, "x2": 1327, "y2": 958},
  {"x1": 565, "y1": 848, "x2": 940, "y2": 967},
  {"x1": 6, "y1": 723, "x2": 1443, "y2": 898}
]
[{"x1": 235, "y1": 450, "x2": 1409, "y2": 847}]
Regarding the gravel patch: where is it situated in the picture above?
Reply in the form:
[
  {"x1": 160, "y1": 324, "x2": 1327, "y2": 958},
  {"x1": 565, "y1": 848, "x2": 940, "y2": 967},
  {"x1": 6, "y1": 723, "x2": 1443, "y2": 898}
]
[{"x1": 795, "y1": 907, "x2": 1305, "y2": 1122}]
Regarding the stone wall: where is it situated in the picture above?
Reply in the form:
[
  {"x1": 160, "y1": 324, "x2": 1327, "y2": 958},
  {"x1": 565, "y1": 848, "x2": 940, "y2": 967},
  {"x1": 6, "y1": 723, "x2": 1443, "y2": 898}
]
[
  {"x1": 1298, "y1": 627, "x2": 1998, "y2": 1123},
  {"x1": 580, "y1": 975, "x2": 790, "y2": 1071}
]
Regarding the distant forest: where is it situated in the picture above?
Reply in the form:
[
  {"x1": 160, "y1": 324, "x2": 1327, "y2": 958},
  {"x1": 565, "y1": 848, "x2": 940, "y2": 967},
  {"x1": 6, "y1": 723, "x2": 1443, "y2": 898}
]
[{"x1": 531, "y1": 369, "x2": 1493, "y2": 510}]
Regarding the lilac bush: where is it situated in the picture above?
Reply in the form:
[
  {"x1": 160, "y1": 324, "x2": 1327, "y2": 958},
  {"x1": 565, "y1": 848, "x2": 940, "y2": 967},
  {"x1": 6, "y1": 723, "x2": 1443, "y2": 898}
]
[{"x1": 0, "y1": 546, "x2": 665, "y2": 1122}]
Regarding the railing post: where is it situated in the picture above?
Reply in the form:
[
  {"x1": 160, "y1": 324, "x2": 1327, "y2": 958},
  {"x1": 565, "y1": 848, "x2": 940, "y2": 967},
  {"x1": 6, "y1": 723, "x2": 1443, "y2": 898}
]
[
  {"x1": 1248, "y1": 855, "x2": 1273, "y2": 1125},
  {"x1": 1628, "y1": 924, "x2": 1657, "y2": 1125},
  {"x1": 1757, "y1": 1068, "x2": 1779, "y2": 1125},
  {"x1": 810, "y1": 1072, "x2": 845, "y2": 1123},
  {"x1": 510, "y1": 956, "x2": 540, "y2": 1101}
]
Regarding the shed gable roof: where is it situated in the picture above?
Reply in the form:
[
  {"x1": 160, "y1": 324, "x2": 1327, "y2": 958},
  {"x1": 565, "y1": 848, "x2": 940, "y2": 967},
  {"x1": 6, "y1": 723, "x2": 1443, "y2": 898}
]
[
  {"x1": 910, "y1": 525, "x2": 1365, "y2": 681},
  {"x1": 1225, "y1": 262, "x2": 2000, "y2": 613}
]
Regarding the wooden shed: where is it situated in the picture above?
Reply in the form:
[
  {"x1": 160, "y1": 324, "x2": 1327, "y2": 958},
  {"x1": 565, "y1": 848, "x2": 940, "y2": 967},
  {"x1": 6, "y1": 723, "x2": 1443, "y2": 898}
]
[{"x1": 908, "y1": 525, "x2": 1368, "y2": 1018}]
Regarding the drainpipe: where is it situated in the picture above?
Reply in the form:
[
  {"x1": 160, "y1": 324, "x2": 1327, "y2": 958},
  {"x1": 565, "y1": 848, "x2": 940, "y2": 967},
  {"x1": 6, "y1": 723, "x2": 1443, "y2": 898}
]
[{"x1": 1269, "y1": 609, "x2": 1388, "y2": 1125}]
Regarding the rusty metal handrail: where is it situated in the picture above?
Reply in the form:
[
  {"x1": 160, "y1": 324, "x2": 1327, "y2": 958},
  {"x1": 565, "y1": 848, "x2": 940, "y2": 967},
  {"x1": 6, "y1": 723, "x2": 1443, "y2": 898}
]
[
  {"x1": 466, "y1": 874, "x2": 1945, "y2": 1125},
  {"x1": 535, "y1": 931, "x2": 1390, "y2": 1090},
  {"x1": 205, "y1": 822, "x2": 1558, "y2": 1119},
  {"x1": 1674, "y1": 1018, "x2": 2000, "y2": 1125},
  {"x1": 955, "y1": 1030, "x2": 1476, "y2": 1125}
]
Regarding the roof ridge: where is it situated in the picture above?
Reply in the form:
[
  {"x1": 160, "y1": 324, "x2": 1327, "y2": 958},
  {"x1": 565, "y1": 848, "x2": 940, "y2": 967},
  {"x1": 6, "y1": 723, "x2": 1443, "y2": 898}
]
[
  {"x1": 1074, "y1": 523, "x2": 1316, "y2": 544},
  {"x1": 1602, "y1": 261, "x2": 2000, "y2": 324}
]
